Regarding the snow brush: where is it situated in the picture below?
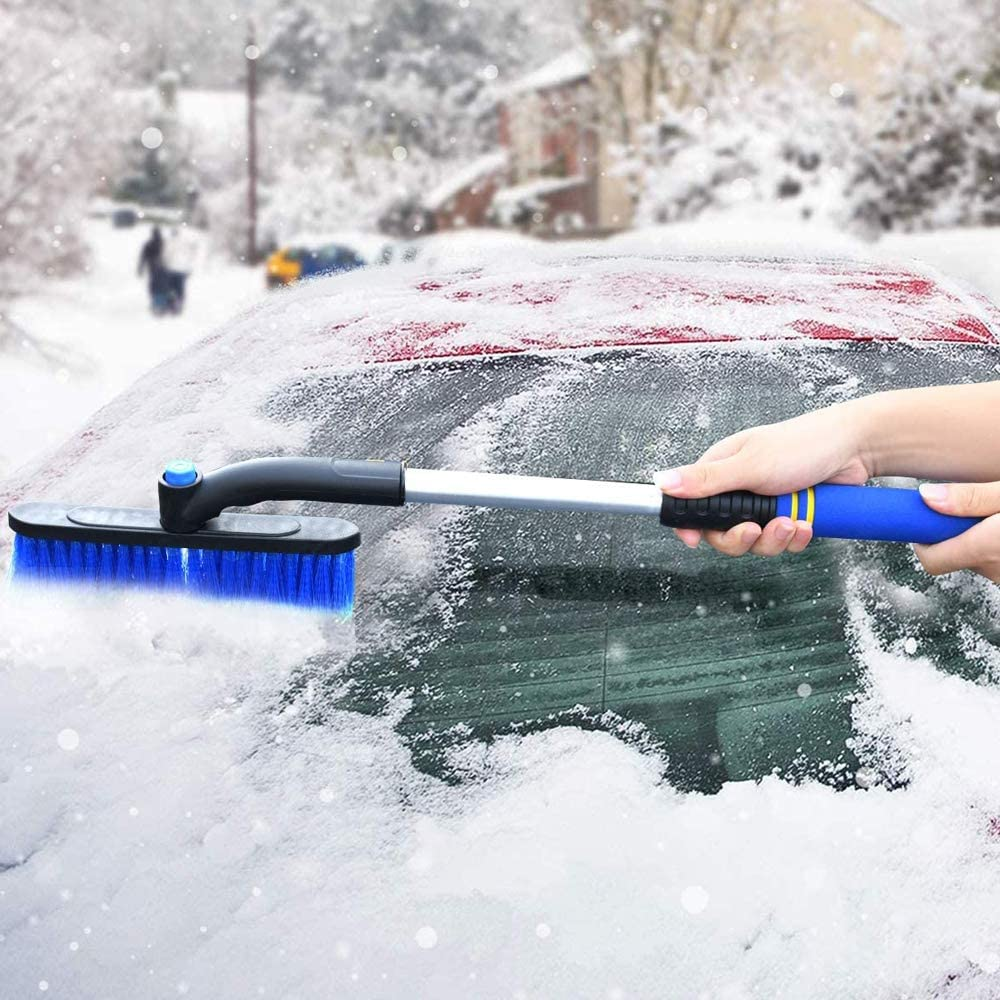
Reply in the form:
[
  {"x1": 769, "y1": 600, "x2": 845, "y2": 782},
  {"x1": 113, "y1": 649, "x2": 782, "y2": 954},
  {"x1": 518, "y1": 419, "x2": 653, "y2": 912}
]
[{"x1": 7, "y1": 458, "x2": 981, "y2": 614}]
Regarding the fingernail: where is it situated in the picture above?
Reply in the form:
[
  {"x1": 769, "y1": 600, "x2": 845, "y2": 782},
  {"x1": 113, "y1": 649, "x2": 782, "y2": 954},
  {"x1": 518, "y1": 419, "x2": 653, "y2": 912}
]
[
  {"x1": 654, "y1": 469, "x2": 683, "y2": 491},
  {"x1": 919, "y1": 483, "x2": 949, "y2": 503},
  {"x1": 775, "y1": 520, "x2": 795, "y2": 541}
]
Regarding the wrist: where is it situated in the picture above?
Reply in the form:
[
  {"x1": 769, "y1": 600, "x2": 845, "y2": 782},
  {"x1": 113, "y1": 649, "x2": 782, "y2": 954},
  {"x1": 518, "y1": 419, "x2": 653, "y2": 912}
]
[{"x1": 836, "y1": 394, "x2": 889, "y2": 478}]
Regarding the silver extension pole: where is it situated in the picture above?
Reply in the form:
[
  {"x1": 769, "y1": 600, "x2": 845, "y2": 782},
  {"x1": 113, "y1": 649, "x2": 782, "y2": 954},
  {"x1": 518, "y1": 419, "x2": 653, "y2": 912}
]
[{"x1": 403, "y1": 468, "x2": 663, "y2": 516}]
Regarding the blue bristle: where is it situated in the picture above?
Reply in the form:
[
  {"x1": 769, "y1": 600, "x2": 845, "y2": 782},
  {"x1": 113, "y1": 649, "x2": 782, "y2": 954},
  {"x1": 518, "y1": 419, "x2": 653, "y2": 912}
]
[
  {"x1": 313, "y1": 554, "x2": 332, "y2": 608},
  {"x1": 10, "y1": 533, "x2": 354, "y2": 615},
  {"x1": 296, "y1": 554, "x2": 315, "y2": 606},
  {"x1": 146, "y1": 544, "x2": 164, "y2": 582},
  {"x1": 133, "y1": 545, "x2": 148, "y2": 585},
  {"x1": 263, "y1": 552, "x2": 283, "y2": 603},
  {"x1": 99, "y1": 542, "x2": 115, "y2": 579},
  {"x1": 164, "y1": 547, "x2": 185, "y2": 588},
  {"x1": 282, "y1": 553, "x2": 301, "y2": 603},
  {"x1": 331, "y1": 550, "x2": 355, "y2": 609},
  {"x1": 112, "y1": 544, "x2": 131, "y2": 585},
  {"x1": 189, "y1": 548, "x2": 220, "y2": 597},
  {"x1": 82, "y1": 542, "x2": 100, "y2": 580}
]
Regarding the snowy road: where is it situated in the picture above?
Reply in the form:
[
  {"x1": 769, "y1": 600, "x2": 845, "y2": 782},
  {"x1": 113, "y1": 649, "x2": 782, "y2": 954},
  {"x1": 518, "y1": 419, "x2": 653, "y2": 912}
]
[{"x1": 0, "y1": 221, "x2": 265, "y2": 479}]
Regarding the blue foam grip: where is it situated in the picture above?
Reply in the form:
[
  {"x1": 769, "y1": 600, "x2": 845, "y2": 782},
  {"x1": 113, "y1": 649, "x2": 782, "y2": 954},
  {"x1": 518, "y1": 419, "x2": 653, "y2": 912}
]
[{"x1": 776, "y1": 484, "x2": 981, "y2": 544}]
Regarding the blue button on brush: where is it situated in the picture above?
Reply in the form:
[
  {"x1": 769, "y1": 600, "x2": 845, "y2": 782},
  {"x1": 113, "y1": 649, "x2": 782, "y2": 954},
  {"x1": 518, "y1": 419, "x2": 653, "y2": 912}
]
[{"x1": 163, "y1": 459, "x2": 198, "y2": 487}]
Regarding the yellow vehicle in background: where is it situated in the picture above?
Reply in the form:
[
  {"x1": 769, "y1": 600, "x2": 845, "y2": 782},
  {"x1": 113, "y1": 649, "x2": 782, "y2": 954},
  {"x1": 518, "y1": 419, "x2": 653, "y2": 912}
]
[{"x1": 266, "y1": 232, "x2": 394, "y2": 288}]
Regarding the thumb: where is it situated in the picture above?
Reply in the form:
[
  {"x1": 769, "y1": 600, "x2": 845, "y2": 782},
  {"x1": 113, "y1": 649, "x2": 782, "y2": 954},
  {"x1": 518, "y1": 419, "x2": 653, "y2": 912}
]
[
  {"x1": 654, "y1": 456, "x2": 750, "y2": 498},
  {"x1": 918, "y1": 481, "x2": 1000, "y2": 517},
  {"x1": 913, "y1": 516, "x2": 999, "y2": 578}
]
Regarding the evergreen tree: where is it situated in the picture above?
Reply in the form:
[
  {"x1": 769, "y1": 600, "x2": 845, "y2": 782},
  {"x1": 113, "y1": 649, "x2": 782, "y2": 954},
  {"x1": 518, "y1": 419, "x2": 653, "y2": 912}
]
[{"x1": 114, "y1": 70, "x2": 198, "y2": 208}]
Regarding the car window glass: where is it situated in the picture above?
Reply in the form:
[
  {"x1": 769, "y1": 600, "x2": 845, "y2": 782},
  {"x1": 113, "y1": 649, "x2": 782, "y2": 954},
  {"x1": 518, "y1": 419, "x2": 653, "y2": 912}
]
[{"x1": 261, "y1": 344, "x2": 999, "y2": 791}]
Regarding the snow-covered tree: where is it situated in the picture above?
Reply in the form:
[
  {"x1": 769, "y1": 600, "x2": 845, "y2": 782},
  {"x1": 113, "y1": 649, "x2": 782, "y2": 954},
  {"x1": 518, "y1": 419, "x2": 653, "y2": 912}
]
[
  {"x1": 846, "y1": 61, "x2": 1000, "y2": 234},
  {"x1": 580, "y1": 0, "x2": 789, "y2": 158},
  {"x1": 260, "y1": 0, "x2": 338, "y2": 92},
  {"x1": 636, "y1": 86, "x2": 859, "y2": 226},
  {"x1": 202, "y1": 89, "x2": 445, "y2": 257},
  {"x1": 0, "y1": 6, "x2": 113, "y2": 339},
  {"x1": 263, "y1": 0, "x2": 539, "y2": 158}
]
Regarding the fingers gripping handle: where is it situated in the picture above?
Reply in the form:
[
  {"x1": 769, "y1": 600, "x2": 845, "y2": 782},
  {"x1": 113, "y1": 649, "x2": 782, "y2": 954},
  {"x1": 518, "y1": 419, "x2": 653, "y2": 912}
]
[
  {"x1": 660, "y1": 483, "x2": 981, "y2": 544},
  {"x1": 659, "y1": 491, "x2": 777, "y2": 532}
]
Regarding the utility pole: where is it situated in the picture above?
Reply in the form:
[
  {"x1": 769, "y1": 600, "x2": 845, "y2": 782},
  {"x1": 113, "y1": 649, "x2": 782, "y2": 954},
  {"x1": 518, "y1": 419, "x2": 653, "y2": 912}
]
[{"x1": 245, "y1": 21, "x2": 259, "y2": 264}]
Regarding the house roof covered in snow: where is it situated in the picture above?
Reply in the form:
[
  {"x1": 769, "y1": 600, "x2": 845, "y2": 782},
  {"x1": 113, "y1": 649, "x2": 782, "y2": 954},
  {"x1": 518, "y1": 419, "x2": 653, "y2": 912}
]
[
  {"x1": 422, "y1": 151, "x2": 509, "y2": 212},
  {"x1": 491, "y1": 175, "x2": 586, "y2": 209},
  {"x1": 861, "y1": 0, "x2": 939, "y2": 29},
  {"x1": 505, "y1": 48, "x2": 594, "y2": 97}
]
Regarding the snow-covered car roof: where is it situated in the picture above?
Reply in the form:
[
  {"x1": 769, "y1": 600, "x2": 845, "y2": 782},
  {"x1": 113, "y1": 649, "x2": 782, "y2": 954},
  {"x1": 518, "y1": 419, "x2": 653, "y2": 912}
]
[{"x1": 2, "y1": 249, "x2": 997, "y2": 514}]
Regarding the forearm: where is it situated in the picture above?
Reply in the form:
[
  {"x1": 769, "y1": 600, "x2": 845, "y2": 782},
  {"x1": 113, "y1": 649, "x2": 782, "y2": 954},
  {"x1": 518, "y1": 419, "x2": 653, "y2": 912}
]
[{"x1": 851, "y1": 381, "x2": 1000, "y2": 482}]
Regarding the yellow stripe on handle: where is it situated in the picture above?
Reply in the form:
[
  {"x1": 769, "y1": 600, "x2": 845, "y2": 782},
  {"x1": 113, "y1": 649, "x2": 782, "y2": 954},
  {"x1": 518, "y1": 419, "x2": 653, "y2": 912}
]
[
  {"x1": 790, "y1": 491, "x2": 799, "y2": 520},
  {"x1": 806, "y1": 487, "x2": 816, "y2": 524}
]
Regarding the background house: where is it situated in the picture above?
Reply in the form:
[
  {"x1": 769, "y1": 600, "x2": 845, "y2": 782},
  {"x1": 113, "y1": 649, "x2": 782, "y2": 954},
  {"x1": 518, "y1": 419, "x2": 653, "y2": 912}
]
[
  {"x1": 427, "y1": 0, "x2": 909, "y2": 237},
  {"x1": 421, "y1": 151, "x2": 509, "y2": 232}
]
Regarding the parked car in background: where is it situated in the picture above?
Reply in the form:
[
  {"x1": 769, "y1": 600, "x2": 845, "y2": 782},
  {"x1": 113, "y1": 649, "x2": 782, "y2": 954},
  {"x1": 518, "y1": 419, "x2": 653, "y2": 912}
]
[
  {"x1": 266, "y1": 231, "x2": 394, "y2": 287},
  {"x1": 111, "y1": 207, "x2": 138, "y2": 228}
]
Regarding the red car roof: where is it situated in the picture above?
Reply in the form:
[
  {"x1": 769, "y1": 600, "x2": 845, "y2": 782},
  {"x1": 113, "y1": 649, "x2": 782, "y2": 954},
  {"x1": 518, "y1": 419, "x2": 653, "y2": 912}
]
[{"x1": 348, "y1": 255, "x2": 1000, "y2": 364}]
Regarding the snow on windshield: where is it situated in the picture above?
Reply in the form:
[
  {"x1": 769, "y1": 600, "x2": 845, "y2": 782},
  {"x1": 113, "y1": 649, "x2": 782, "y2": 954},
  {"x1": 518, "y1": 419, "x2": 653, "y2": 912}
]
[
  {"x1": 2, "y1": 256, "x2": 1000, "y2": 997},
  {"x1": 3, "y1": 575, "x2": 1000, "y2": 997}
]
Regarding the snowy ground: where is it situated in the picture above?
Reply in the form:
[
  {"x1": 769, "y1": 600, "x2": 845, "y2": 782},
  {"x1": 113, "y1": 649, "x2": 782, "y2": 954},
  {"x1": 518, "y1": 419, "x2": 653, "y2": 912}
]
[
  {"x1": 0, "y1": 220, "x2": 264, "y2": 478},
  {"x1": 3, "y1": 218, "x2": 1000, "y2": 999}
]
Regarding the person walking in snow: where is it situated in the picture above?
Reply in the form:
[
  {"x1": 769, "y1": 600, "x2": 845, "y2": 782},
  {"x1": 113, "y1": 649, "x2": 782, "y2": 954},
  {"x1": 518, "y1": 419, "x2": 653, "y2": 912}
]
[
  {"x1": 137, "y1": 226, "x2": 171, "y2": 313},
  {"x1": 161, "y1": 225, "x2": 201, "y2": 313},
  {"x1": 137, "y1": 226, "x2": 164, "y2": 274}
]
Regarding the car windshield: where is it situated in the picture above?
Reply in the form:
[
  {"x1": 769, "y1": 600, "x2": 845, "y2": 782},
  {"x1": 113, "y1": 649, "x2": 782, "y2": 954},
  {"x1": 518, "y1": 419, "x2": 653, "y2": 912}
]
[{"x1": 259, "y1": 340, "x2": 999, "y2": 792}]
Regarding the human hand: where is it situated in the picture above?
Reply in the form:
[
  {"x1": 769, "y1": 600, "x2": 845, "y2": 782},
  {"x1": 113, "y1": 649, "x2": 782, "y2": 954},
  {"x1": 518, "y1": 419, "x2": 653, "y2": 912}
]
[
  {"x1": 914, "y1": 482, "x2": 1000, "y2": 583},
  {"x1": 655, "y1": 402, "x2": 875, "y2": 557}
]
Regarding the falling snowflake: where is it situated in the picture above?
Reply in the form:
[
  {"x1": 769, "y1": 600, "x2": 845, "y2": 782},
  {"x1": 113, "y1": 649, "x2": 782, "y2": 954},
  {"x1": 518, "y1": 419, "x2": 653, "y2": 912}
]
[
  {"x1": 415, "y1": 926, "x2": 438, "y2": 949},
  {"x1": 681, "y1": 885, "x2": 709, "y2": 914},
  {"x1": 57, "y1": 728, "x2": 79, "y2": 751}
]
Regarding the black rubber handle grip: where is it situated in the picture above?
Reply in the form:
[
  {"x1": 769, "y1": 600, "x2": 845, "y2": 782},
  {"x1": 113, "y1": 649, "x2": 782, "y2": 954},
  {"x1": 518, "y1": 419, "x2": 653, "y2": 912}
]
[
  {"x1": 160, "y1": 458, "x2": 404, "y2": 533},
  {"x1": 659, "y1": 491, "x2": 777, "y2": 532}
]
